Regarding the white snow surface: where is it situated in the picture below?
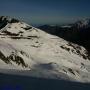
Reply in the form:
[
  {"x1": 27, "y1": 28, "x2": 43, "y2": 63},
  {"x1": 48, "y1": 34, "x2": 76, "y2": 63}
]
[{"x1": 0, "y1": 20, "x2": 90, "y2": 82}]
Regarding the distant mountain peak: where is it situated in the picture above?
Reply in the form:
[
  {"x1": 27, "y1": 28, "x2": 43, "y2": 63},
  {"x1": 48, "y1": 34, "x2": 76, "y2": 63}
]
[{"x1": 74, "y1": 18, "x2": 90, "y2": 28}]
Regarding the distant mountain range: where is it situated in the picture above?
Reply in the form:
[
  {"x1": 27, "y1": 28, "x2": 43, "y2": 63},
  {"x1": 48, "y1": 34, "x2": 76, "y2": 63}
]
[{"x1": 38, "y1": 19, "x2": 90, "y2": 54}]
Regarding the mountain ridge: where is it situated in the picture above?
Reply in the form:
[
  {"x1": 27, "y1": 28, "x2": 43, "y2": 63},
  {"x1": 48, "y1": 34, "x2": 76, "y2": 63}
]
[
  {"x1": 0, "y1": 16, "x2": 90, "y2": 82},
  {"x1": 38, "y1": 18, "x2": 90, "y2": 54}
]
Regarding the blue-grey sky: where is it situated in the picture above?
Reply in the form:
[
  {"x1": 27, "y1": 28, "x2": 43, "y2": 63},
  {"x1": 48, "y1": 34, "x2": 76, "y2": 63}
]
[{"x1": 0, "y1": 0, "x2": 90, "y2": 25}]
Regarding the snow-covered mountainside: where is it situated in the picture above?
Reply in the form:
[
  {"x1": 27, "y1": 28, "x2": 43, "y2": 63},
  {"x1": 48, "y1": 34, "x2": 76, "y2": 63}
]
[
  {"x1": 73, "y1": 19, "x2": 90, "y2": 29},
  {"x1": 0, "y1": 16, "x2": 90, "y2": 82}
]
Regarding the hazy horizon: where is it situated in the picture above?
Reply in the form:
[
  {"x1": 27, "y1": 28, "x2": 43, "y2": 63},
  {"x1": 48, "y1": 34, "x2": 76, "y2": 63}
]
[{"x1": 0, "y1": 0, "x2": 90, "y2": 25}]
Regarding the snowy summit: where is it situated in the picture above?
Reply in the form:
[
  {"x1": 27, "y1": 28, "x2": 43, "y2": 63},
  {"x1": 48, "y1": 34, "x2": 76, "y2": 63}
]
[{"x1": 0, "y1": 16, "x2": 90, "y2": 82}]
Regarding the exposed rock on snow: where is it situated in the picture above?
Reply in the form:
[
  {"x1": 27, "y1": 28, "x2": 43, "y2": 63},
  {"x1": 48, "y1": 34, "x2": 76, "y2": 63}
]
[{"x1": 0, "y1": 16, "x2": 90, "y2": 82}]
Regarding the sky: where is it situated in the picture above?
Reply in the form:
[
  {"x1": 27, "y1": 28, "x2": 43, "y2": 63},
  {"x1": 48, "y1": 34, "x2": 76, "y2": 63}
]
[{"x1": 0, "y1": 0, "x2": 90, "y2": 25}]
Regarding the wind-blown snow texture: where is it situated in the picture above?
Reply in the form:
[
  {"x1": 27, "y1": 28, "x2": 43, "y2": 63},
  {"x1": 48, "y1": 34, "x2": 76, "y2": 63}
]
[{"x1": 0, "y1": 16, "x2": 90, "y2": 83}]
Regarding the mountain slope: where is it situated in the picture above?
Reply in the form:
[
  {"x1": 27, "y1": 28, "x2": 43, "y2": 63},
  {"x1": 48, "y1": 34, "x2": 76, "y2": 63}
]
[
  {"x1": 38, "y1": 19, "x2": 90, "y2": 54},
  {"x1": 0, "y1": 16, "x2": 90, "y2": 82}
]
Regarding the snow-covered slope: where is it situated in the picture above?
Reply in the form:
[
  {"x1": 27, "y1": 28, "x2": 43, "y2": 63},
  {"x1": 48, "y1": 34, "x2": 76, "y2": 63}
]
[{"x1": 0, "y1": 16, "x2": 90, "y2": 82}]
